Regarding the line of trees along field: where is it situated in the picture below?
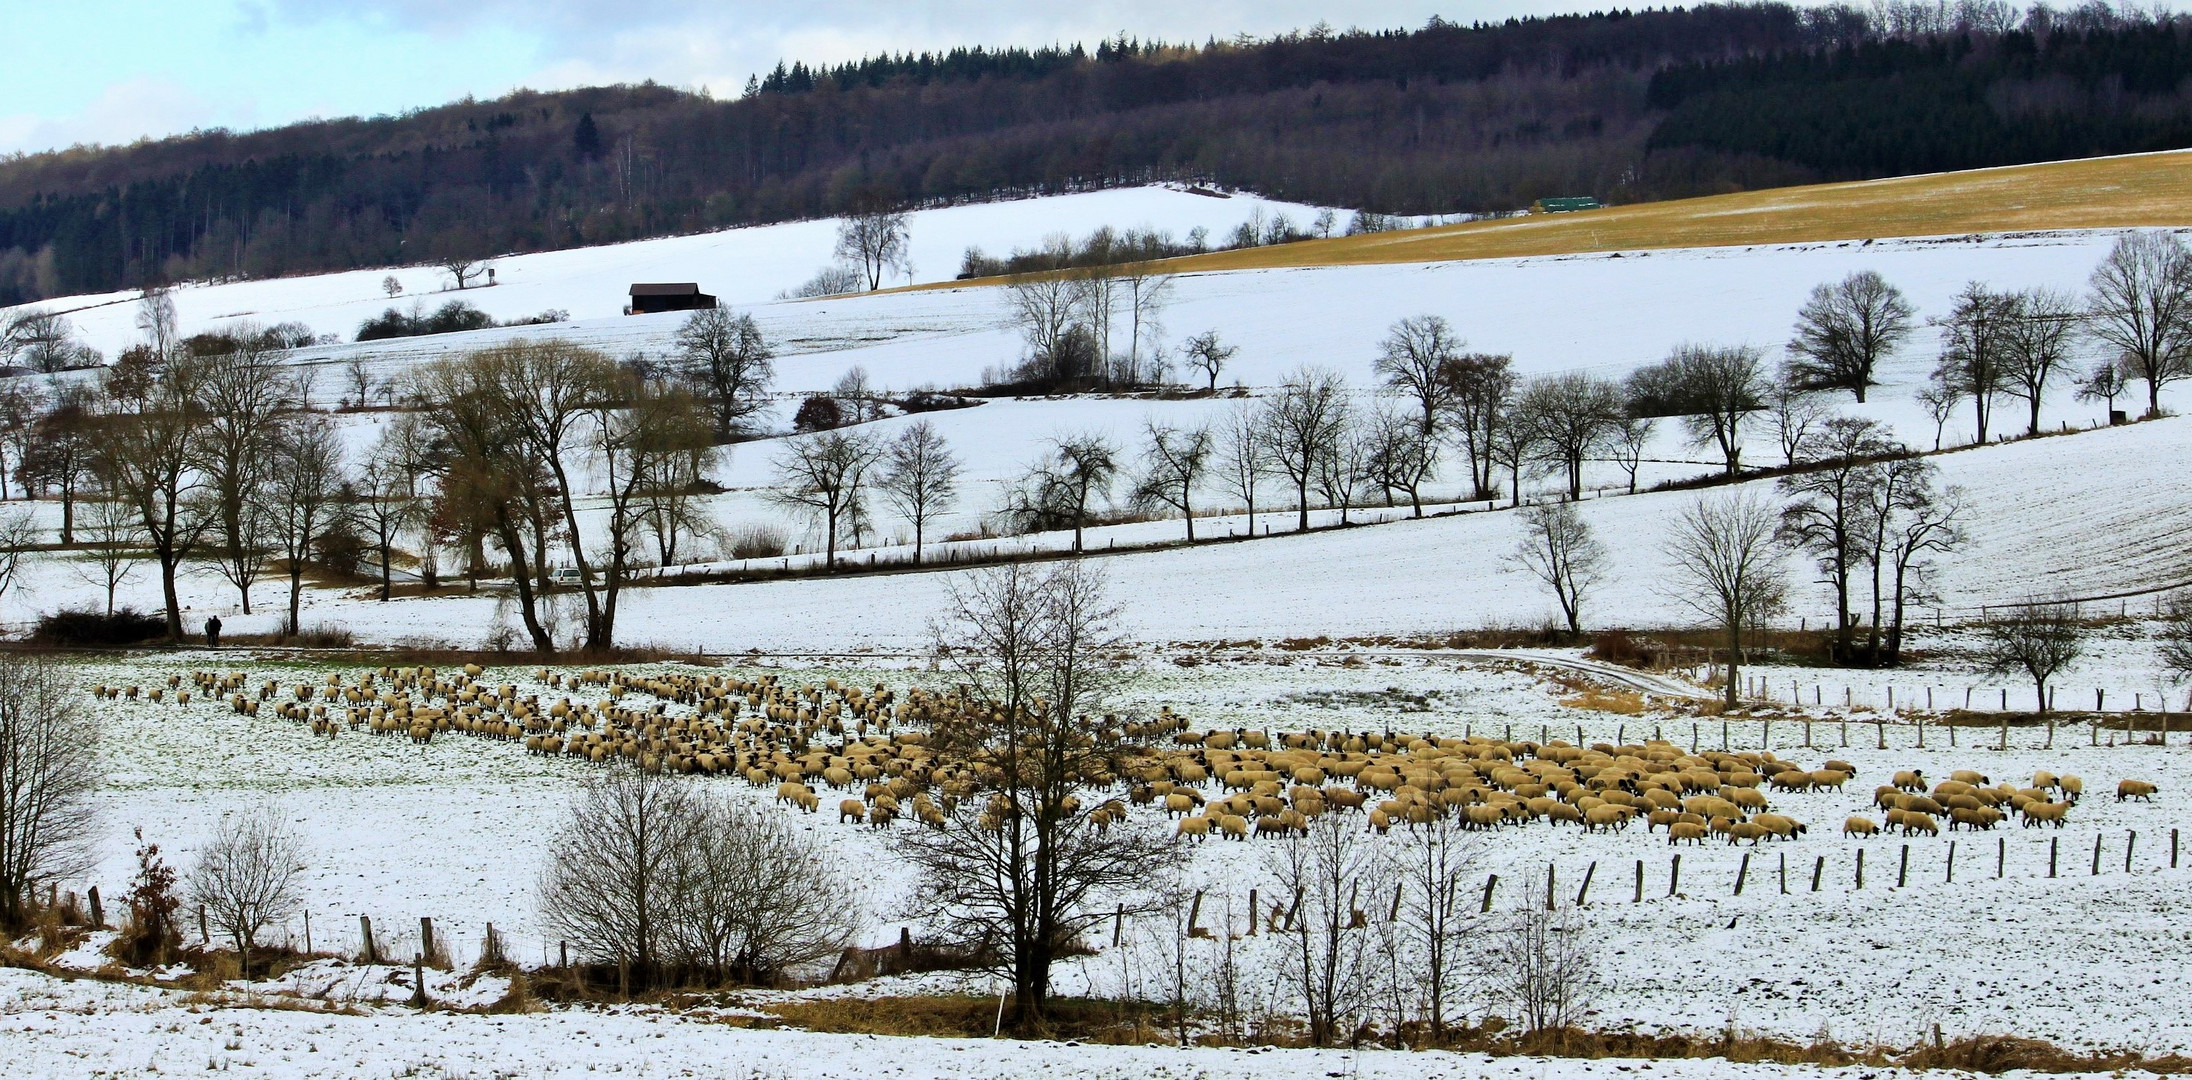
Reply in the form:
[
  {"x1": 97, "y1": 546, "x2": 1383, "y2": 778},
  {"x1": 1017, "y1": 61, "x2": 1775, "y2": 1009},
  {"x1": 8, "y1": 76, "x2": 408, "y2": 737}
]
[
  {"x1": 0, "y1": 228, "x2": 2184, "y2": 657},
  {"x1": 5, "y1": 3, "x2": 2192, "y2": 304}
]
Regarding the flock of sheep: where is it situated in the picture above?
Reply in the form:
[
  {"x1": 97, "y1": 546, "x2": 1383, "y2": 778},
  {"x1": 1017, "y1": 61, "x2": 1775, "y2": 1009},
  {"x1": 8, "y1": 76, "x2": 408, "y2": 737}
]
[{"x1": 102, "y1": 666, "x2": 2162, "y2": 852}]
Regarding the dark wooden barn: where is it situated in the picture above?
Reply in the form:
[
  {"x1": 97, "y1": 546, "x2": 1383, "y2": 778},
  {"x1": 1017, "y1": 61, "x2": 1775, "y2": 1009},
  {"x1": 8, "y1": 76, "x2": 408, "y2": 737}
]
[{"x1": 627, "y1": 283, "x2": 717, "y2": 315}]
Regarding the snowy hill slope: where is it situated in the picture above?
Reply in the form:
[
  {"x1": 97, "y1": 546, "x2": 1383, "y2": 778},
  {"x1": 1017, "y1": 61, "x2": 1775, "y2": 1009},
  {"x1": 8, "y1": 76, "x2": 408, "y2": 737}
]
[{"x1": 18, "y1": 186, "x2": 1340, "y2": 358}]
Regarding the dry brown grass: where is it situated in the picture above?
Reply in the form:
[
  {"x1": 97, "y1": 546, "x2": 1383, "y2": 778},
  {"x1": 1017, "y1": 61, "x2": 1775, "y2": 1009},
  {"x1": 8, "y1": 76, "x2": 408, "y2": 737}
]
[
  {"x1": 917, "y1": 150, "x2": 2192, "y2": 287},
  {"x1": 1561, "y1": 688, "x2": 1647, "y2": 715}
]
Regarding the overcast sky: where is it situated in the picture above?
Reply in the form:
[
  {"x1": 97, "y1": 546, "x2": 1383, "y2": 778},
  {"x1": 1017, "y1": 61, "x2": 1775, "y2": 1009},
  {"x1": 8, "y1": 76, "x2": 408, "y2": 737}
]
[{"x1": 0, "y1": 1, "x2": 1624, "y2": 157}]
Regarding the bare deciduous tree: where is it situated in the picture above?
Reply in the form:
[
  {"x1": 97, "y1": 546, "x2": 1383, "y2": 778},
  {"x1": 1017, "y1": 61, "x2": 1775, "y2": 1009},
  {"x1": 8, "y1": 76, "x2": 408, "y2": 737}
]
[
  {"x1": 357, "y1": 420, "x2": 423, "y2": 602},
  {"x1": 1363, "y1": 403, "x2": 1436, "y2": 517},
  {"x1": 1933, "y1": 282, "x2": 2017, "y2": 444},
  {"x1": 1767, "y1": 378, "x2": 1832, "y2": 466},
  {"x1": 835, "y1": 210, "x2": 911, "y2": 291},
  {"x1": 1627, "y1": 344, "x2": 1766, "y2": 476},
  {"x1": 193, "y1": 332, "x2": 289, "y2": 613},
  {"x1": 1375, "y1": 314, "x2": 1460, "y2": 437},
  {"x1": 770, "y1": 428, "x2": 882, "y2": 569},
  {"x1": 1269, "y1": 811, "x2": 1376, "y2": 1047},
  {"x1": 135, "y1": 286, "x2": 180, "y2": 361},
  {"x1": 1980, "y1": 598, "x2": 2086, "y2": 714},
  {"x1": 672, "y1": 307, "x2": 776, "y2": 441},
  {"x1": 879, "y1": 420, "x2": 961, "y2": 565},
  {"x1": 2086, "y1": 231, "x2": 2192, "y2": 418},
  {"x1": 2000, "y1": 286, "x2": 2082, "y2": 436},
  {"x1": 1776, "y1": 416, "x2": 1896, "y2": 663},
  {"x1": 1786, "y1": 270, "x2": 1915, "y2": 402},
  {"x1": 1038, "y1": 432, "x2": 1119, "y2": 552},
  {"x1": 1131, "y1": 419, "x2": 1213, "y2": 541},
  {"x1": 0, "y1": 510, "x2": 36, "y2": 610},
  {"x1": 2076, "y1": 355, "x2": 2133, "y2": 416},
  {"x1": 1182, "y1": 330, "x2": 1237, "y2": 391},
  {"x1": 1482, "y1": 879, "x2": 1596, "y2": 1034},
  {"x1": 1607, "y1": 413, "x2": 1655, "y2": 495},
  {"x1": 539, "y1": 768, "x2": 695, "y2": 994},
  {"x1": 1516, "y1": 372, "x2": 1622, "y2": 499},
  {"x1": 1119, "y1": 268, "x2": 1175, "y2": 383},
  {"x1": 903, "y1": 562, "x2": 1176, "y2": 1031},
  {"x1": 0, "y1": 655, "x2": 102, "y2": 932},
  {"x1": 73, "y1": 496, "x2": 143, "y2": 616},
  {"x1": 94, "y1": 357, "x2": 208, "y2": 639},
  {"x1": 1004, "y1": 273, "x2": 1092, "y2": 387},
  {"x1": 1442, "y1": 352, "x2": 1517, "y2": 501},
  {"x1": 672, "y1": 797, "x2": 860, "y2": 987},
  {"x1": 186, "y1": 806, "x2": 306, "y2": 975},
  {"x1": 440, "y1": 257, "x2": 487, "y2": 290},
  {"x1": 1216, "y1": 401, "x2": 1269, "y2": 533},
  {"x1": 1264, "y1": 367, "x2": 1349, "y2": 531},
  {"x1": 1664, "y1": 492, "x2": 1786, "y2": 708},
  {"x1": 267, "y1": 413, "x2": 349, "y2": 636},
  {"x1": 1391, "y1": 810, "x2": 1480, "y2": 1038},
  {"x1": 1511, "y1": 500, "x2": 1606, "y2": 636}
]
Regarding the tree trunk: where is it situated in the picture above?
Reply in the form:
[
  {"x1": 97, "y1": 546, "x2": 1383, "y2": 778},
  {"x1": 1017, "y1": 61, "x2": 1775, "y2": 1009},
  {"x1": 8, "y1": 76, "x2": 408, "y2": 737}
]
[
  {"x1": 160, "y1": 552, "x2": 184, "y2": 641},
  {"x1": 1725, "y1": 617, "x2": 1742, "y2": 710}
]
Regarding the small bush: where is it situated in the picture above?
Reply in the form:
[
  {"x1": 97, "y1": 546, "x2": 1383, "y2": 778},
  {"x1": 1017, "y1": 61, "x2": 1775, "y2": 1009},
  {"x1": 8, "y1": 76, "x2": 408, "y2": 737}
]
[
  {"x1": 730, "y1": 524, "x2": 789, "y2": 560},
  {"x1": 792, "y1": 395, "x2": 844, "y2": 432},
  {"x1": 34, "y1": 608, "x2": 167, "y2": 646}
]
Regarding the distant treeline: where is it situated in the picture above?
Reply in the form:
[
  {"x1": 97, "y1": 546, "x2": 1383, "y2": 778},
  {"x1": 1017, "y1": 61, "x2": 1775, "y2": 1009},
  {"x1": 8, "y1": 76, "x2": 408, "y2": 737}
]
[{"x1": 2, "y1": 3, "x2": 2188, "y2": 306}]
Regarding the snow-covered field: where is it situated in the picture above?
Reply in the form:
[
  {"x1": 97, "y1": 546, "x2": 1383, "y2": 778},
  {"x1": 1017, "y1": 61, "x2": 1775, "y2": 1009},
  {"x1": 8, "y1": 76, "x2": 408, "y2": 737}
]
[
  {"x1": 1, "y1": 188, "x2": 2184, "y2": 650},
  {"x1": 7, "y1": 191, "x2": 2192, "y2": 1074},
  {"x1": 21, "y1": 646, "x2": 2191, "y2": 1062}
]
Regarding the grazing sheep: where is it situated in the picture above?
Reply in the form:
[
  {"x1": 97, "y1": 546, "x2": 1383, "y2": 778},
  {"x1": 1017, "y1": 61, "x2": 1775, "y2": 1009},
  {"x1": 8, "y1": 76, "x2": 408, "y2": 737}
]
[
  {"x1": 2118, "y1": 779, "x2": 2158, "y2": 802},
  {"x1": 1752, "y1": 813, "x2": 1804, "y2": 840},
  {"x1": 1843, "y1": 816, "x2": 1878, "y2": 838}
]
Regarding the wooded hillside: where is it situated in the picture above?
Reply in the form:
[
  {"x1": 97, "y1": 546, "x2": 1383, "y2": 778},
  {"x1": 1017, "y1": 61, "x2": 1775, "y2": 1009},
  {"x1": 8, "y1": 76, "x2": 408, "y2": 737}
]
[{"x1": 2, "y1": 2, "x2": 2187, "y2": 306}]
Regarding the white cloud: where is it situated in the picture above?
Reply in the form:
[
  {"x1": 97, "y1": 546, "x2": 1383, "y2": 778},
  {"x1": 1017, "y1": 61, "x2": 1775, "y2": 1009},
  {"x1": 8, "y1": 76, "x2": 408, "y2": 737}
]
[{"x1": 0, "y1": 78, "x2": 236, "y2": 156}]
